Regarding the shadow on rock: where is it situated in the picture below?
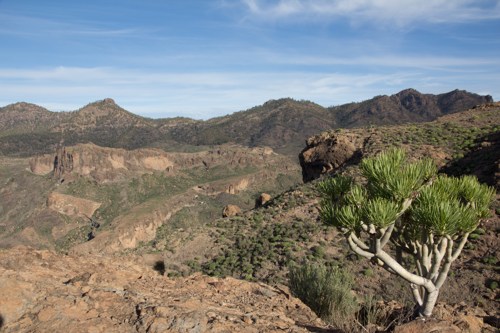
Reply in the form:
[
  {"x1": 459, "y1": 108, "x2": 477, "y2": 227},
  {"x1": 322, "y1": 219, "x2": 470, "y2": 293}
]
[
  {"x1": 153, "y1": 260, "x2": 166, "y2": 275},
  {"x1": 441, "y1": 131, "x2": 500, "y2": 190},
  {"x1": 298, "y1": 323, "x2": 340, "y2": 333}
]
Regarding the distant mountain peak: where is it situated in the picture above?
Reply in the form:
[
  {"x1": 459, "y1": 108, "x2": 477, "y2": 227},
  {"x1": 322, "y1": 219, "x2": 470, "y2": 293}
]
[
  {"x1": 77, "y1": 98, "x2": 128, "y2": 117},
  {"x1": 395, "y1": 88, "x2": 421, "y2": 96},
  {"x1": 399, "y1": 88, "x2": 419, "y2": 93},
  {"x1": 98, "y1": 98, "x2": 117, "y2": 106},
  {"x1": 83, "y1": 98, "x2": 119, "y2": 108},
  {"x1": 4, "y1": 101, "x2": 49, "y2": 110},
  {"x1": 103, "y1": 97, "x2": 115, "y2": 103}
]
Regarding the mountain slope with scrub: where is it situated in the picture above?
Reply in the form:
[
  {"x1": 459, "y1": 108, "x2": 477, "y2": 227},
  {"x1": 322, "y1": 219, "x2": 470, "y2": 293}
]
[{"x1": 0, "y1": 89, "x2": 491, "y2": 158}]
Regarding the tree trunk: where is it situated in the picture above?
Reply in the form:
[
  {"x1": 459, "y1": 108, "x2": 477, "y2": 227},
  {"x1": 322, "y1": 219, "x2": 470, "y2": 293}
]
[{"x1": 420, "y1": 288, "x2": 439, "y2": 317}]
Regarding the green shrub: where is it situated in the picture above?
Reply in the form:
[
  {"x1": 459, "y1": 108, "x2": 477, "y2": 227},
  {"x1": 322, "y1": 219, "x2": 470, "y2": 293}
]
[
  {"x1": 482, "y1": 256, "x2": 497, "y2": 265},
  {"x1": 311, "y1": 245, "x2": 325, "y2": 258},
  {"x1": 487, "y1": 280, "x2": 498, "y2": 290},
  {"x1": 288, "y1": 262, "x2": 359, "y2": 328},
  {"x1": 363, "y1": 268, "x2": 374, "y2": 277},
  {"x1": 469, "y1": 233, "x2": 481, "y2": 240}
]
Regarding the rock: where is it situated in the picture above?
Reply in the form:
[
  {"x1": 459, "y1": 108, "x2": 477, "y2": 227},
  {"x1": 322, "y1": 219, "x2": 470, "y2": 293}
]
[
  {"x1": 29, "y1": 143, "x2": 174, "y2": 182},
  {"x1": 47, "y1": 192, "x2": 101, "y2": 218},
  {"x1": 257, "y1": 193, "x2": 272, "y2": 207},
  {"x1": 299, "y1": 132, "x2": 364, "y2": 182},
  {"x1": 453, "y1": 314, "x2": 484, "y2": 333},
  {"x1": 394, "y1": 318, "x2": 462, "y2": 333},
  {"x1": 222, "y1": 205, "x2": 241, "y2": 217},
  {"x1": 0, "y1": 246, "x2": 324, "y2": 332}
]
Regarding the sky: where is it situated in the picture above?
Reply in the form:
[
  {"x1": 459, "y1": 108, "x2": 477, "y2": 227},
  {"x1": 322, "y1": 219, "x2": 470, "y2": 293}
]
[{"x1": 0, "y1": 0, "x2": 499, "y2": 119}]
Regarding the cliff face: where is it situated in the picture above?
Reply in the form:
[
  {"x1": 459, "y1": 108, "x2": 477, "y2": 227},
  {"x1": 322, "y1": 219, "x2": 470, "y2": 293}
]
[
  {"x1": 29, "y1": 144, "x2": 284, "y2": 184},
  {"x1": 30, "y1": 143, "x2": 175, "y2": 182},
  {"x1": 0, "y1": 246, "x2": 323, "y2": 332}
]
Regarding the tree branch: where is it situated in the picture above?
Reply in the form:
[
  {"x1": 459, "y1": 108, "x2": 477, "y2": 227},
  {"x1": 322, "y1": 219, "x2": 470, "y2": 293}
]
[
  {"x1": 428, "y1": 237, "x2": 447, "y2": 281},
  {"x1": 434, "y1": 237, "x2": 454, "y2": 289},
  {"x1": 351, "y1": 233, "x2": 370, "y2": 251},
  {"x1": 347, "y1": 234, "x2": 374, "y2": 260},
  {"x1": 376, "y1": 248, "x2": 435, "y2": 290},
  {"x1": 411, "y1": 283, "x2": 423, "y2": 307},
  {"x1": 380, "y1": 223, "x2": 395, "y2": 248},
  {"x1": 451, "y1": 233, "x2": 469, "y2": 262}
]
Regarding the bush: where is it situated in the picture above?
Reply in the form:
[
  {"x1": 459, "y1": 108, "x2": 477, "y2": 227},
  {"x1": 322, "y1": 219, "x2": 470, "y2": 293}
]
[{"x1": 288, "y1": 262, "x2": 359, "y2": 328}]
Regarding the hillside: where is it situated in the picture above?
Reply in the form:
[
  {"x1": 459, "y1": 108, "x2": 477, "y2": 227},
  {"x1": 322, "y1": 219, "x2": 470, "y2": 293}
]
[
  {"x1": 153, "y1": 103, "x2": 498, "y2": 322},
  {"x1": 0, "y1": 102, "x2": 69, "y2": 136},
  {"x1": 0, "y1": 143, "x2": 300, "y2": 252},
  {"x1": 152, "y1": 89, "x2": 493, "y2": 156},
  {"x1": 0, "y1": 89, "x2": 492, "y2": 158},
  {"x1": 196, "y1": 102, "x2": 500, "y2": 266},
  {"x1": 331, "y1": 88, "x2": 492, "y2": 128}
]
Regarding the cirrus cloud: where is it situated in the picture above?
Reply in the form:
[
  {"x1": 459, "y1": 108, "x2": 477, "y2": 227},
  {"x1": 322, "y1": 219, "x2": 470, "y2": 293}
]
[{"x1": 241, "y1": 0, "x2": 500, "y2": 25}]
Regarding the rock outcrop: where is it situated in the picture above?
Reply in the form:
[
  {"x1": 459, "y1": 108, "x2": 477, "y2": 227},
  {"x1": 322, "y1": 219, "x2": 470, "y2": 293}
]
[
  {"x1": 47, "y1": 192, "x2": 101, "y2": 218},
  {"x1": 299, "y1": 131, "x2": 366, "y2": 182},
  {"x1": 0, "y1": 246, "x2": 323, "y2": 332},
  {"x1": 53, "y1": 145, "x2": 74, "y2": 179},
  {"x1": 30, "y1": 143, "x2": 174, "y2": 182},
  {"x1": 222, "y1": 204, "x2": 242, "y2": 217},
  {"x1": 256, "y1": 193, "x2": 272, "y2": 207}
]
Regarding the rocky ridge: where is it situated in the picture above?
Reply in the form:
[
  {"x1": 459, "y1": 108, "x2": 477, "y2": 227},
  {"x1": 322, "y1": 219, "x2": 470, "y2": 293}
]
[
  {"x1": 0, "y1": 246, "x2": 323, "y2": 332},
  {"x1": 300, "y1": 102, "x2": 500, "y2": 183},
  {"x1": 29, "y1": 143, "x2": 280, "y2": 183},
  {"x1": 0, "y1": 89, "x2": 492, "y2": 158}
]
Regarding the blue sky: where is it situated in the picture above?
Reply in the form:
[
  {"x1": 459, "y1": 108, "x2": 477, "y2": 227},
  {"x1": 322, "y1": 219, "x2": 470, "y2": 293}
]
[{"x1": 0, "y1": 0, "x2": 499, "y2": 119}]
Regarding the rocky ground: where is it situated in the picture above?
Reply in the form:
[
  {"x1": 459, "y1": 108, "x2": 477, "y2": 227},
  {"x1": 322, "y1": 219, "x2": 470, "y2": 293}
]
[
  {"x1": 1, "y1": 246, "x2": 497, "y2": 332},
  {"x1": 0, "y1": 246, "x2": 324, "y2": 333}
]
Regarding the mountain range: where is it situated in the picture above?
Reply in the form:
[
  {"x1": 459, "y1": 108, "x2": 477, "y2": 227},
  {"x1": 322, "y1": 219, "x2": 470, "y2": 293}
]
[{"x1": 0, "y1": 89, "x2": 492, "y2": 157}]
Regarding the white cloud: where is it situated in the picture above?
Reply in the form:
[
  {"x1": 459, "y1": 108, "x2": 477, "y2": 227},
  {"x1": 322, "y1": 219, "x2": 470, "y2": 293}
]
[
  {"x1": 1, "y1": 66, "x2": 497, "y2": 119},
  {"x1": 262, "y1": 54, "x2": 500, "y2": 71},
  {"x1": 240, "y1": 0, "x2": 500, "y2": 25}
]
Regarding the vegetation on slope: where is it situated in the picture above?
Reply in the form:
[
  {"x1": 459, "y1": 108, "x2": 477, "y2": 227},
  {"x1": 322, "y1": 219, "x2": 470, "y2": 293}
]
[
  {"x1": 0, "y1": 89, "x2": 492, "y2": 158},
  {"x1": 196, "y1": 104, "x2": 500, "y2": 315}
]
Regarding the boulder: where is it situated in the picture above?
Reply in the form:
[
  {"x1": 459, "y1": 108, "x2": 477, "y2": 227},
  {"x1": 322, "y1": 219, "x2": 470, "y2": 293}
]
[
  {"x1": 299, "y1": 132, "x2": 364, "y2": 182},
  {"x1": 257, "y1": 193, "x2": 272, "y2": 207},
  {"x1": 394, "y1": 318, "x2": 461, "y2": 333},
  {"x1": 222, "y1": 205, "x2": 241, "y2": 217}
]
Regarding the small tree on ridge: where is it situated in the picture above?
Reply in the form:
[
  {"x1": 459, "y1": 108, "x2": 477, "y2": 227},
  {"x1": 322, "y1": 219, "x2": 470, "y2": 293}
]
[{"x1": 318, "y1": 149, "x2": 494, "y2": 317}]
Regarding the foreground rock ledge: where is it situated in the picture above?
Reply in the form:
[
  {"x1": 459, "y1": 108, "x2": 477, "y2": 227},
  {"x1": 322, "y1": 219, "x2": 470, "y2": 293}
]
[{"x1": 0, "y1": 246, "x2": 323, "y2": 333}]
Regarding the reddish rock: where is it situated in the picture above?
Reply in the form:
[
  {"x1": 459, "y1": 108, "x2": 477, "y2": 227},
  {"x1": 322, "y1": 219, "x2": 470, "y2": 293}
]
[
  {"x1": 0, "y1": 246, "x2": 324, "y2": 333},
  {"x1": 222, "y1": 204, "x2": 242, "y2": 217},
  {"x1": 257, "y1": 193, "x2": 272, "y2": 207},
  {"x1": 394, "y1": 318, "x2": 461, "y2": 333}
]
